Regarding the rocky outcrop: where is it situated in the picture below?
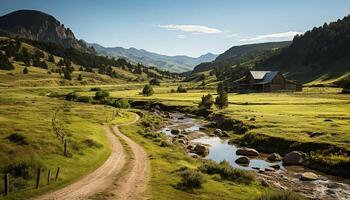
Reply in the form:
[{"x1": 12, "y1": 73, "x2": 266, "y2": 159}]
[
  {"x1": 283, "y1": 151, "x2": 305, "y2": 165},
  {"x1": 235, "y1": 156, "x2": 250, "y2": 164},
  {"x1": 171, "y1": 129, "x2": 181, "y2": 135},
  {"x1": 300, "y1": 172, "x2": 318, "y2": 181},
  {"x1": 267, "y1": 153, "x2": 282, "y2": 162},
  {"x1": 0, "y1": 10, "x2": 92, "y2": 52},
  {"x1": 194, "y1": 144, "x2": 209, "y2": 156},
  {"x1": 236, "y1": 148, "x2": 259, "y2": 157}
]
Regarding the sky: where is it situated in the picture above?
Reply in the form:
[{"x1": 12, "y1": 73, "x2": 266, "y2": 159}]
[{"x1": 1, "y1": 0, "x2": 350, "y2": 57}]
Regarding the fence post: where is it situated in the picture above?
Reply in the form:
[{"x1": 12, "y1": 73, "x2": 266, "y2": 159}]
[
  {"x1": 36, "y1": 168, "x2": 41, "y2": 189},
  {"x1": 4, "y1": 174, "x2": 9, "y2": 196},
  {"x1": 64, "y1": 139, "x2": 68, "y2": 156},
  {"x1": 55, "y1": 167, "x2": 60, "y2": 182},
  {"x1": 47, "y1": 169, "x2": 51, "y2": 185}
]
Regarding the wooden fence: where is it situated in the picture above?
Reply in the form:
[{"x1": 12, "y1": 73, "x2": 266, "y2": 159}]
[
  {"x1": 2, "y1": 167, "x2": 61, "y2": 196},
  {"x1": 52, "y1": 108, "x2": 68, "y2": 156}
]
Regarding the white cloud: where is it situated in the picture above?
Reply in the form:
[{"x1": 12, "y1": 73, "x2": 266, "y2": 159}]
[
  {"x1": 239, "y1": 31, "x2": 302, "y2": 43},
  {"x1": 176, "y1": 34, "x2": 187, "y2": 39},
  {"x1": 227, "y1": 33, "x2": 238, "y2": 38},
  {"x1": 158, "y1": 24, "x2": 222, "y2": 34}
]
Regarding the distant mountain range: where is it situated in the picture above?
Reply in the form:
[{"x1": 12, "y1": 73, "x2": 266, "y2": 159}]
[{"x1": 90, "y1": 43, "x2": 217, "y2": 72}]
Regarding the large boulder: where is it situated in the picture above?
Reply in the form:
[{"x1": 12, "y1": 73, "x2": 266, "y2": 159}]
[
  {"x1": 194, "y1": 144, "x2": 209, "y2": 156},
  {"x1": 283, "y1": 151, "x2": 305, "y2": 165},
  {"x1": 171, "y1": 129, "x2": 181, "y2": 135},
  {"x1": 235, "y1": 156, "x2": 250, "y2": 164},
  {"x1": 267, "y1": 153, "x2": 282, "y2": 162},
  {"x1": 236, "y1": 148, "x2": 259, "y2": 157},
  {"x1": 213, "y1": 129, "x2": 223, "y2": 136},
  {"x1": 300, "y1": 172, "x2": 318, "y2": 181}
]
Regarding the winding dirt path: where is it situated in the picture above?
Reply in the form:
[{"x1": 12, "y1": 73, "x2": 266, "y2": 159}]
[{"x1": 33, "y1": 113, "x2": 149, "y2": 200}]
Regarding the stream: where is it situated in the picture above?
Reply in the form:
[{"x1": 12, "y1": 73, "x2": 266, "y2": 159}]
[{"x1": 159, "y1": 112, "x2": 350, "y2": 200}]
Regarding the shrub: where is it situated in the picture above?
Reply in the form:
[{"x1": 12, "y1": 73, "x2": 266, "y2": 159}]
[
  {"x1": 215, "y1": 90, "x2": 228, "y2": 109},
  {"x1": 199, "y1": 160, "x2": 254, "y2": 184},
  {"x1": 77, "y1": 96, "x2": 92, "y2": 103},
  {"x1": 83, "y1": 139, "x2": 102, "y2": 148},
  {"x1": 114, "y1": 98, "x2": 130, "y2": 109},
  {"x1": 77, "y1": 74, "x2": 83, "y2": 81},
  {"x1": 2, "y1": 157, "x2": 43, "y2": 179},
  {"x1": 6, "y1": 133, "x2": 28, "y2": 145},
  {"x1": 149, "y1": 78, "x2": 160, "y2": 85},
  {"x1": 177, "y1": 85, "x2": 187, "y2": 93},
  {"x1": 23, "y1": 67, "x2": 29, "y2": 74},
  {"x1": 256, "y1": 190, "x2": 305, "y2": 200},
  {"x1": 66, "y1": 92, "x2": 77, "y2": 101},
  {"x1": 94, "y1": 90, "x2": 110, "y2": 100},
  {"x1": 177, "y1": 169, "x2": 205, "y2": 190},
  {"x1": 90, "y1": 87, "x2": 102, "y2": 91},
  {"x1": 199, "y1": 94, "x2": 214, "y2": 109},
  {"x1": 142, "y1": 84, "x2": 154, "y2": 96}
]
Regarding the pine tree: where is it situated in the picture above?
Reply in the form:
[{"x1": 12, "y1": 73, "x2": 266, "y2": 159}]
[
  {"x1": 23, "y1": 67, "x2": 28, "y2": 74},
  {"x1": 215, "y1": 90, "x2": 228, "y2": 109},
  {"x1": 77, "y1": 74, "x2": 83, "y2": 81},
  {"x1": 199, "y1": 94, "x2": 214, "y2": 109}
]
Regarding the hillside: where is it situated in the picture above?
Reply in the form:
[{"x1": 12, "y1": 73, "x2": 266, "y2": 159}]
[
  {"x1": 91, "y1": 43, "x2": 217, "y2": 73},
  {"x1": 192, "y1": 41, "x2": 290, "y2": 74},
  {"x1": 0, "y1": 36, "x2": 178, "y2": 87},
  {"x1": 256, "y1": 15, "x2": 350, "y2": 84},
  {"x1": 0, "y1": 10, "x2": 93, "y2": 53}
]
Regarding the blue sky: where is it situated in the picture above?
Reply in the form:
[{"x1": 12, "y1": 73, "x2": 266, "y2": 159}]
[{"x1": 1, "y1": 0, "x2": 350, "y2": 57}]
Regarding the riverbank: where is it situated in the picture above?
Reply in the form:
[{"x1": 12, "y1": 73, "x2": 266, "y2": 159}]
[
  {"x1": 158, "y1": 111, "x2": 350, "y2": 200},
  {"x1": 128, "y1": 99, "x2": 350, "y2": 178}
]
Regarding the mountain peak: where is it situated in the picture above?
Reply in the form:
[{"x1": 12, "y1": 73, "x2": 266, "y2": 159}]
[{"x1": 0, "y1": 10, "x2": 91, "y2": 52}]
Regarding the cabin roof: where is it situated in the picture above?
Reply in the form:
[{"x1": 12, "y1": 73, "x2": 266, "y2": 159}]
[{"x1": 249, "y1": 71, "x2": 279, "y2": 84}]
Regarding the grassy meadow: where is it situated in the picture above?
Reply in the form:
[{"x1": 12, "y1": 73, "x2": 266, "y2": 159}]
[{"x1": 0, "y1": 87, "x2": 135, "y2": 199}]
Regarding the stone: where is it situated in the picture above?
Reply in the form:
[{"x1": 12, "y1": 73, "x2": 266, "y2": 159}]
[
  {"x1": 267, "y1": 153, "x2": 282, "y2": 162},
  {"x1": 176, "y1": 139, "x2": 187, "y2": 145},
  {"x1": 283, "y1": 151, "x2": 305, "y2": 165},
  {"x1": 300, "y1": 172, "x2": 318, "y2": 181},
  {"x1": 171, "y1": 129, "x2": 181, "y2": 135},
  {"x1": 235, "y1": 156, "x2": 250, "y2": 164},
  {"x1": 270, "y1": 164, "x2": 281, "y2": 170},
  {"x1": 213, "y1": 129, "x2": 223, "y2": 136},
  {"x1": 194, "y1": 144, "x2": 209, "y2": 156},
  {"x1": 186, "y1": 144, "x2": 195, "y2": 150},
  {"x1": 265, "y1": 167, "x2": 275, "y2": 172},
  {"x1": 261, "y1": 179, "x2": 269, "y2": 187},
  {"x1": 221, "y1": 131, "x2": 230, "y2": 137},
  {"x1": 199, "y1": 126, "x2": 208, "y2": 131},
  {"x1": 236, "y1": 148, "x2": 259, "y2": 157}
]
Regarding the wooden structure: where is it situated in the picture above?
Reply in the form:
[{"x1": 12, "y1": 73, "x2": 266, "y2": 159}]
[{"x1": 235, "y1": 71, "x2": 302, "y2": 92}]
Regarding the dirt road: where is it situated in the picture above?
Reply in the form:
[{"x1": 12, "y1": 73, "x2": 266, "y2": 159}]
[{"x1": 33, "y1": 113, "x2": 149, "y2": 200}]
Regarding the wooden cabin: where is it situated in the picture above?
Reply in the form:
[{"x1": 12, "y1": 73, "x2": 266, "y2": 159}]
[{"x1": 235, "y1": 71, "x2": 302, "y2": 92}]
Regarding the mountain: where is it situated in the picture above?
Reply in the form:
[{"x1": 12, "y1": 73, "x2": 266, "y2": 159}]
[
  {"x1": 0, "y1": 10, "x2": 93, "y2": 52},
  {"x1": 90, "y1": 43, "x2": 217, "y2": 72},
  {"x1": 256, "y1": 15, "x2": 350, "y2": 83},
  {"x1": 192, "y1": 41, "x2": 291, "y2": 74}
]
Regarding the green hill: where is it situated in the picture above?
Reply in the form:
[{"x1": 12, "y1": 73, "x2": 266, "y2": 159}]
[{"x1": 256, "y1": 15, "x2": 350, "y2": 85}]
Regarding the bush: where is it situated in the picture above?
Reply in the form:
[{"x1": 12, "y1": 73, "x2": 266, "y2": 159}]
[
  {"x1": 177, "y1": 85, "x2": 187, "y2": 93},
  {"x1": 199, "y1": 160, "x2": 254, "y2": 184},
  {"x1": 215, "y1": 90, "x2": 228, "y2": 109},
  {"x1": 6, "y1": 133, "x2": 28, "y2": 145},
  {"x1": 90, "y1": 87, "x2": 102, "y2": 91},
  {"x1": 83, "y1": 139, "x2": 103, "y2": 148},
  {"x1": 2, "y1": 157, "x2": 44, "y2": 179},
  {"x1": 177, "y1": 169, "x2": 205, "y2": 190},
  {"x1": 23, "y1": 67, "x2": 29, "y2": 74},
  {"x1": 256, "y1": 190, "x2": 305, "y2": 200},
  {"x1": 142, "y1": 84, "x2": 154, "y2": 96},
  {"x1": 114, "y1": 98, "x2": 130, "y2": 109},
  {"x1": 149, "y1": 78, "x2": 160, "y2": 85},
  {"x1": 94, "y1": 90, "x2": 110, "y2": 100},
  {"x1": 66, "y1": 92, "x2": 77, "y2": 101},
  {"x1": 77, "y1": 96, "x2": 92, "y2": 103},
  {"x1": 199, "y1": 94, "x2": 214, "y2": 109}
]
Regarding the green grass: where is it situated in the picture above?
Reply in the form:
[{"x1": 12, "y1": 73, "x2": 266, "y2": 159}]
[
  {"x1": 0, "y1": 88, "x2": 132, "y2": 200},
  {"x1": 119, "y1": 111, "x2": 267, "y2": 200}
]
